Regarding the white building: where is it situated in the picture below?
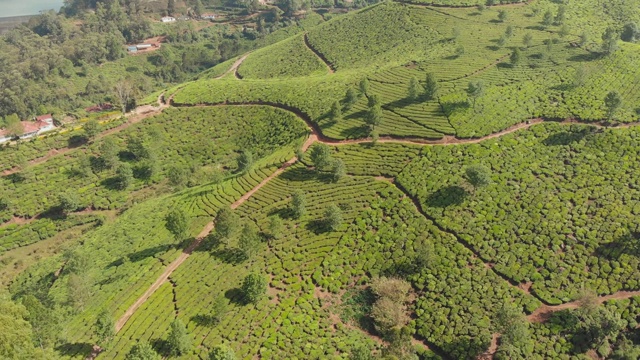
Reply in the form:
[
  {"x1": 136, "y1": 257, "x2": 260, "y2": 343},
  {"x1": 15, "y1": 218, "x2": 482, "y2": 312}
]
[
  {"x1": 161, "y1": 16, "x2": 176, "y2": 23},
  {"x1": 0, "y1": 114, "x2": 56, "y2": 144}
]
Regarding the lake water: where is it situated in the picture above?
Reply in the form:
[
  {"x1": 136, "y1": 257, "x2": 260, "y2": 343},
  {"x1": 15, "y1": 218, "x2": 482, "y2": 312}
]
[{"x1": 0, "y1": 0, "x2": 65, "y2": 18}]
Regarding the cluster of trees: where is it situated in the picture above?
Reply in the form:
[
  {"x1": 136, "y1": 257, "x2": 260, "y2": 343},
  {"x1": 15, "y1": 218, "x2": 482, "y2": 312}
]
[{"x1": 308, "y1": 143, "x2": 346, "y2": 182}]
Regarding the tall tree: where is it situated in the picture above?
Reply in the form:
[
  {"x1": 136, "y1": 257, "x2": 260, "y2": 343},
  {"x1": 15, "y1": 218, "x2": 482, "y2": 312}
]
[
  {"x1": 58, "y1": 191, "x2": 81, "y2": 214},
  {"x1": 21, "y1": 295, "x2": 60, "y2": 349},
  {"x1": 407, "y1": 76, "x2": 421, "y2": 101},
  {"x1": 497, "y1": 10, "x2": 507, "y2": 22},
  {"x1": 100, "y1": 137, "x2": 120, "y2": 169},
  {"x1": 0, "y1": 293, "x2": 38, "y2": 359},
  {"x1": 83, "y1": 119, "x2": 100, "y2": 141},
  {"x1": 209, "y1": 344, "x2": 236, "y2": 360},
  {"x1": 494, "y1": 304, "x2": 531, "y2": 352},
  {"x1": 214, "y1": 207, "x2": 240, "y2": 245},
  {"x1": 94, "y1": 309, "x2": 115, "y2": 347},
  {"x1": 167, "y1": 0, "x2": 176, "y2": 16},
  {"x1": 523, "y1": 33, "x2": 533, "y2": 48},
  {"x1": 167, "y1": 319, "x2": 192, "y2": 356},
  {"x1": 291, "y1": 190, "x2": 306, "y2": 219},
  {"x1": 324, "y1": 204, "x2": 343, "y2": 231},
  {"x1": 365, "y1": 96, "x2": 382, "y2": 130},
  {"x1": 331, "y1": 158, "x2": 346, "y2": 182},
  {"x1": 114, "y1": 81, "x2": 134, "y2": 115},
  {"x1": 604, "y1": 91, "x2": 622, "y2": 120},
  {"x1": 466, "y1": 81, "x2": 485, "y2": 109},
  {"x1": 464, "y1": 164, "x2": 491, "y2": 191},
  {"x1": 510, "y1": 48, "x2": 522, "y2": 65},
  {"x1": 115, "y1": 163, "x2": 133, "y2": 190},
  {"x1": 241, "y1": 273, "x2": 267, "y2": 304},
  {"x1": 267, "y1": 216, "x2": 284, "y2": 240},
  {"x1": 4, "y1": 113, "x2": 23, "y2": 137},
  {"x1": 359, "y1": 78, "x2": 369, "y2": 96},
  {"x1": 424, "y1": 73, "x2": 438, "y2": 100},
  {"x1": 238, "y1": 222, "x2": 261, "y2": 259},
  {"x1": 601, "y1": 27, "x2": 619, "y2": 54},
  {"x1": 309, "y1": 143, "x2": 332, "y2": 170},
  {"x1": 237, "y1": 150, "x2": 253, "y2": 173},
  {"x1": 542, "y1": 10, "x2": 554, "y2": 26},
  {"x1": 344, "y1": 88, "x2": 358, "y2": 110},
  {"x1": 329, "y1": 101, "x2": 342, "y2": 123},
  {"x1": 126, "y1": 341, "x2": 161, "y2": 360},
  {"x1": 166, "y1": 209, "x2": 189, "y2": 240}
]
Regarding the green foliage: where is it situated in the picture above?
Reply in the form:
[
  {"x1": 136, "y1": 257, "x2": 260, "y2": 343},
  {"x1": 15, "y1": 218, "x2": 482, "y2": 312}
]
[
  {"x1": 331, "y1": 158, "x2": 346, "y2": 182},
  {"x1": 238, "y1": 222, "x2": 261, "y2": 259},
  {"x1": 58, "y1": 191, "x2": 81, "y2": 213},
  {"x1": 241, "y1": 273, "x2": 267, "y2": 304},
  {"x1": 167, "y1": 319, "x2": 192, "y2": 356},
  {"x1": 215, "y1": 207, "x2": 241, "y2": 245},
  {"x1": 0, "y1": 293, "x2": 38, "y2": 359},
  {"x1": 510, "y1": 48, "x2": 522, "y2": 65},
  {"x1": 209, "y1": 344, "x2": 236, "y2": 360},
  {"x1": 604, "y1": 91, "x2": 622, "y2": 120},
  {"x1": 602, "y1": 27, "x2": 619, "y2": 54},
  {"x1": 344, "y1": 88, "x2": 358, "y2": 110},
  {"x1": 167, "y1": 165, "x2": 190, "y2": 187},
  {"x1": 408, "y1": 76, "x2": 422, "y2": 101},
  {"x1": 237, "y1": 150, "x2": 254, "y2": 173},
  {"x1": 291, "y1": 189, "x2": 307, "y2": 219},
  {"x1": 464, "y1": 164, "x2": 491, "y2": 190},
  {"x1": 126, "y1": 342, "x2": 161, "y2": 360},
  {"x1": 497, "y1": 10, "x2": 507, "y2": 22},
  {"x1": 267, "y1": 215, "x2": 284, "y2": 240},
  {"x1": 310, "y1": 143, "x2": 332, "y2": 170},
  {"x1": 494, "y1": 303, "x2": 531, "y2": 354},
  {"x1": 165, "y1": 209, "x2": 189, "y2": 240},
  {"x1": 21, "y1": 295, "x2": 60, "y2": 349},
  {"x1": 424, "y1": 73, "x2": 438, "y2": 100},
  {"x1": 115, "y1": 162, "x2": 134, "y2": 190},
  {"x1": 94, "y1": 309, "x2": 115, "y2": 346},
  {"x1": 324, "y1": 204, "x2": 343, "y2": 231},
  {"x1": 84, "y1": 119, "x2": 100, "y2": 140},
  {"x1": 330, "y1": 101, "x2": 343, "y2": 123}
]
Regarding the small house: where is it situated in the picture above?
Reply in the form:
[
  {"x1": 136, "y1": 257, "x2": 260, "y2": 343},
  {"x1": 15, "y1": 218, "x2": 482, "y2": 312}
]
[
  {"x1": 136, "y1": 44, "x2": 152, "y2": 50},
  {"x1": 161, "y1": 16, "x2": 176, "y2": 23},
  {"x1": 0, "y1": 130, "x2": 12, "y2": 144},
  {"x1": 201, "y1": 14, "x2": 216, "y2": 20},
  {"x1": 127, "y1": 46, "x2": 138, "y2": 53}
]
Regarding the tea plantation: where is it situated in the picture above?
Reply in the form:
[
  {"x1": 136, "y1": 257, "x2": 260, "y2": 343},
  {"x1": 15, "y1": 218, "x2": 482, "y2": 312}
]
[{"x1": 4, "y1": 0, "x2": 640, "y2": 359}]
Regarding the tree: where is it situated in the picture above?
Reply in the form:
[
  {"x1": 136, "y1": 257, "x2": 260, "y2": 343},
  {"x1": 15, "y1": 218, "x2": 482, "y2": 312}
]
[
  {"x1": 349, "y1": 344, "x2": 374, "y2": 360},
  {"x1": 209, "y1": 295, "x2": 228, "y2": 325},
  {"x1": 115, "y1": 163, "x2": 133, "y2": 190},
  {"x1": 324, "y1": 204, "x2": 343, "y2": 231},
  {"x1": 167, "y1": 319, "x2": 191, "y2": 356},
  {"x1": 497, "y1": 10, "x2": 507, "y2": 22},
  {"x1": 21, "y1": 295, "x2": 60, "y2": 349},
  {"x1": 371, "y1": 297, "x2": 409, "y2": 334},
  {"x1": 114, "y1": 81, "x2": 134, "y2": 114},
  {"x1": 451, "y1": 27, "x2": 460, "y2": 40},
  {"x1": 505, "y1": 25, "x2": 514, "y2": 38},
  {"x1": 601, "y1": 27, "x2": 619, "y2": 54},
  {"x1": 127, "y1": 135, "x2": 151, "y2": 160},
  {"x1": 359, "y1": 78, "x2": 369, "y2": 96},
  {"x1": 4, "y1": 113, "x2": 23, "y2": 137},
  {"x1": 574, "y1": 65, "x2": 588, "y2": 87},
  {"x1": 267, "y1": 216, "x2": 284, "y2": 240},
  {"x1": 94, "y1": 309, "x2": 115, "y2": 347},
  {"x1": 0, "y1": 293, "x2": 38, "y2": 359},
  {"x1": 621, "y1": 22, "x2": 640, "y2": 42},
  {"x1": 0, "y1": 197, "x2": 9, "y2": 211},
  {"x1": 466, "y1": 81, "x2": 485, "y2": 109},
  {"x1": 494, "y1": 304, "x2": 530, "y2": 349},
  {"x1": 237, "y1": 150, "x2": 253, "y2": 173},
  {"x1": 523, "y1": 33, "x2": 534, "y2": 48},
  {"x1": 331, "y1": 158, "x2": 346, "y2": 182},
  {"x1": 97, "y1": 140, "x2": 118, "y2": 172},
  {"x1": 370, "y1": 277, "x2": 412, "y2": 303},
  {"x1": 604, "y1": 91, "x2": 622, "y2": 120},
  {"x1": 329, "y1": 101, "x2": 342, "y2": 123},
  {"x1": 58, "y1": 191, "x2": 80, "y2": 213},
  {"x1": 580, "y1": 32, "x2": 589, "y2": 47},
  {"x1": 465, "y1": 164, "x2": 491, "y2": 191},
  {"x1": 555, "y1": 5, "x2": 567, "y2": 25},
  {"x1": 559, "y1": 24, "x2": 570, "y2": 38},
  {"x1": 310, "y1": 143, "x2": 332, "y2": 170},
  {"x1": 476, "y1": 4, "x2": 486, "y2": 13},
  {"x1": 167, "y1": 165, "x2": 189, "y2": 187},
  {"x1": 496, "y1": 35, "x2": 507, "y2": 48},
  {"x1": 365, "y1": 102, "x2": 382, "y2": 130},
  {"x1": 455, "y1": 45, "x2": 465, "y2": 57},
  {"x1": 371, "y1": 129, "x2": 380, "y2": 145},
  {"x1": 241, "y1": 273, "x2": 267, "y2": 304},
  {"x1": 542, "y1": 10, "x2": 554, "y2": 26},
  {"x1": 510, "y1": 48, "x2": 522, "y2": 66},
  {"x1": 215, "y1": 207, "x2": 240, "y2": 245},
  {"x1": 209, "y1": 344, "x2": 236, "y2": 360},
  {"x1": 238, "y1": 222, "x2": 261, "y2": 259},
  {"x1": 166, "y1": 209, "x2": 189, "y2": 240},
  {"x1": 291, "y1": 190, "x2": 306, "y2": 219},
  {"x1": 194, "y1": 0, "x2": 205, "y2": 17},
  {"x1": 126, "y1": 342, "x2": 161, "y2": 360},
  {"x1": 407, "y1": 76, "x2": 421, "y2": 101},
  {"x1": 344, "y1": 88, "x2": 358, "y2": 110},
  {"x1": 167, "y1": 0, "x2": 176, "y2": 16},
  {"x1": 84, "y1": 119, "x2": 100, "y2": 141},
  {"x1": 424, "y1": 73, "x2": 438, "y2": 100}
]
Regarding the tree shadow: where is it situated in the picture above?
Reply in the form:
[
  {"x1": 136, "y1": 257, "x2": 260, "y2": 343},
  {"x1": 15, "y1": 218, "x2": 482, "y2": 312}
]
[
  {"x1": 550, "y1": 83, "x2": 576, "y2": 91},
  {"x1": 595, "y1": 232, "x2": 640, "y2": 260},
  {"x1": 486, "y1": 45, "x2": 501, "y2": 51},
  {"x1": 100, "y1": 176, "x2": 122, "y2": 190},
  {"x1": 191, "y1": 314, "x2": 221, "y2": 327},
  {"x1": 67, "y1": 135, "x2": 88, "y2": 148},
  {"x1": 107, "y1": 245, "x2": 173, "y2": 268},
  {"x1": 425, "y1": 186, "x2": 468, "y2": 208},
  {"x1": 305, "y1": 219, "x2": 330, "y2": 235},
  {"x1": 568, "y1": 52, "x2": 601, "y2": 62},
  {"x1": 150, "y1": 338, "x2": 170, "y2": 358},
  {"x1": 55, "y1": 342, "x2": 94, "y2": 358},
  {"x1": 542, "y1": 128, "x2": 594, "y2": 146},
  {"x1": 211, "y1": 247, "x2": 245, "y2": 265},
  {"x1": 442, "y1": 335, "x2": 491, "y2": 360},
  {"x1": 5, "y1": 172, "x2": 26, "y2": 183},
  {"x1": 224, "y1": 287, "x2": 245, "y2": 305},
  {"x1": 441, "y1": 101, "x2": 470, "y2": 115},
  {"x1": 525, "y1": 25, "x2": 547, "y2": 31},
  {"x1": 267, "y1": 207, "x2": 295, "y2": 220}
]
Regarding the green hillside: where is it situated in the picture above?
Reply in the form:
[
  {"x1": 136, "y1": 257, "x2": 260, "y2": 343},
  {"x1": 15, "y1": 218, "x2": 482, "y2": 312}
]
[{"x1": 3, "y1": 0, "x2": 640, "y2": 359}]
